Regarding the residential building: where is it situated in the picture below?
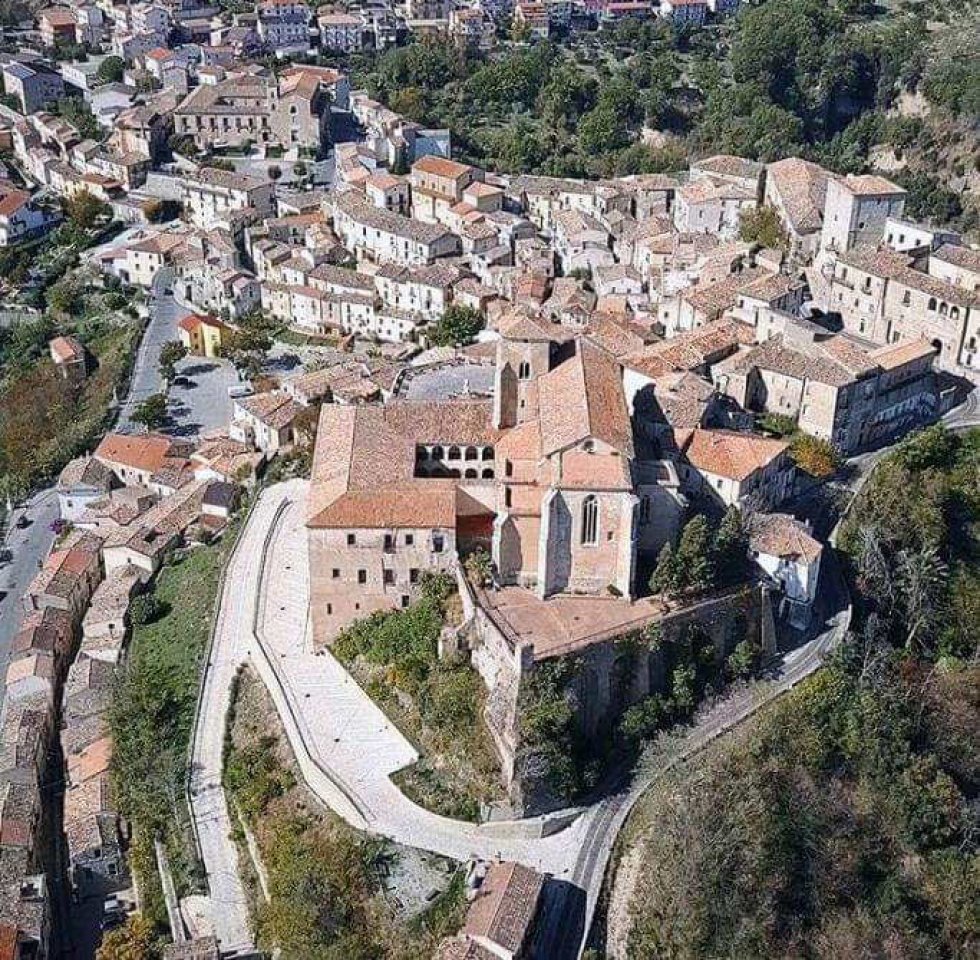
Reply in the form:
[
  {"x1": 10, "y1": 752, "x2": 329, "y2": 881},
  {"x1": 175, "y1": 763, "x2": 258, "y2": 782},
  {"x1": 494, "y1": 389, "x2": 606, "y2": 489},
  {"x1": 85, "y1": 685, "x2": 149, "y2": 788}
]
[
  {"x1": 713, "y1": 318, "x2": 941, "y2": 454},
  {"x1": 177, "y1": 313, "x2": 229, "y2": 357},
  {"x1": 331, "y1": 190, "x2": 459, "y2": 267},
  {"x1": 181, "y1": 168, "x2": 275, "y2": 229},
  {"x1": 1, "y1": 61, "x2": 65, "y2": 114},
  {"x1": 94, "y1": 433, "x2": 192, "y2": 487},
  {"x1": 678, "y1": 428, "x2": 794, "y2": 509},
  {"x1": 0, "y1": 184, "x2": 58, "y2": 247},
  {"x1": 747, "y1": 512, "x2": 823, "y2": 627},
  {"x1": 230, "y1": 392, "x2": 303, "y2": 452},
  {"x1": 819, "y1": 174, "x2": 906, "y2": 254},
  {"x1": 318, "y1": 12, "x2": 364, "y2": 51},
  {"x1": 763, "y1": 157, "x2": 830, "y2": 261},
  {"x1": 410, "y1": 155, "x2": 481, "y2": 225}
]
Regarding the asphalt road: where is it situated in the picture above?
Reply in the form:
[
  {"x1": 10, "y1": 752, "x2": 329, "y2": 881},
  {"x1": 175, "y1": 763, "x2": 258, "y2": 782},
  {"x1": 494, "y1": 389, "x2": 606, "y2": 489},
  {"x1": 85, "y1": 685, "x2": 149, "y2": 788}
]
[
  {"x1": 117, "y1": 271, "x2": 238, "y2": 439},
  {"x1": 0, "y1": 490, "x2": 59, "y2": 705},
  {"x1": 116, "y1": 269, "x2": 185, "y2": 433}
]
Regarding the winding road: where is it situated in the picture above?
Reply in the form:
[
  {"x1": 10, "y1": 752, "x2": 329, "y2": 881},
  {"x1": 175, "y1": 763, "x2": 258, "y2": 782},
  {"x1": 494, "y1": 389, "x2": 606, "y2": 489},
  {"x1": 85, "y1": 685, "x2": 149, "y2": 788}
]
[{"x1": 188, "y1": 478, "x2": 854, "y2": 958}]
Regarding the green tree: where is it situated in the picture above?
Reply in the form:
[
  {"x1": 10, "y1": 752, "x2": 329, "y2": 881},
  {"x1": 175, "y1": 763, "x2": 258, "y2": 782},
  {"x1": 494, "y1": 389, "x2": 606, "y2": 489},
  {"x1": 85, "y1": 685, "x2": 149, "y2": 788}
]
[
  {"x1": 158, "y1": 340, "x2": 187, "y2": 382},
  {"x1": 96, "y1": 915, "x2": 159, "y2": 960},
  {"x1": 670, "y1": 662, "x2": 697, "y2": 716},
  {"x1": 726, "y1": 639, "x2": 760, "y2": 679},
  {"x1": 739, "y1": 205, "x2": 789, "y2": 249},
  {"x1": 649, "y1": 541, "x2": 679, "y2": 597},
  {"x1": 131, "y1": 393, "x2": 167, "y2": 430},
  {"x1": 129, "y1": 593, "x2": 163, "y2": 626},
  {"x1": 64, "y1": 190, "x2": 109, "y2": 230},
  {"x1": 713, "y1": 506, "x2": 749, "y2": 587},
  {"x1": 95, "y1": 56, "x2": 126, "y2": 84},
  {"x1": 428, "y1": 304, "x2": 484, "y2": 347},
  {"x1": 790, "y1": 432, "x2": 841, "y2": 477},
  {"x1": 267, "y1": 164, "x2": 282, "y2": 181},
  {"x1": 674, "y1": 515, "x2": 714, "y2": 596}
]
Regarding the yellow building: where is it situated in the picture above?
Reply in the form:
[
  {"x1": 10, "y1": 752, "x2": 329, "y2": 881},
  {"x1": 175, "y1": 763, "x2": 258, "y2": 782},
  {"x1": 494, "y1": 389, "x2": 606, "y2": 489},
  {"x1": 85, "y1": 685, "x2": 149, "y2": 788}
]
[{"x1": 177, "y1": 314, "x2": 228, "y2": 358}]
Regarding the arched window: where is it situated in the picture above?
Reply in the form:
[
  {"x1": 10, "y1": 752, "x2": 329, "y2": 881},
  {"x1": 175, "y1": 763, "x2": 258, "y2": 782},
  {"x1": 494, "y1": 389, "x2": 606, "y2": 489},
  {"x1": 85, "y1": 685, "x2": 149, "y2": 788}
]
[
  {"x1": 431, "y1": 445, "x2": 444, "y2": 459},
  {"x1": 464, "y1": 446, "x2": 478, "y2": 461},
  {"x1": 581, "y1": 495, "x2": 599, "y2": 545},
  {"x1": 951, "y1": 306, "x2": 960, "y2": 321},
  {"x1": 505, "y1": 459, "x2": 513, "y2": 478},
  {"x1": 482, "y1": 447, "x2": 494, "y2": 460},
  {"x1": 928, "y1": 297, "x2": 937, "y2": 312},
  {"x1": 939, "y1": 302, "x2": 948, "y2": 317},
  {"x1": 902, "y1": 290, "x2": 911, "y2": 306},
  {"x1": 639, "y1": 495, "x2": 651, "y2": 526},
  {"x1": 465, "y1": 468, "x2": 477, "y2": 479},
  {"x1": 447, "y1": 445, "x2": 461, "y2": 460},
  {"x1": 482, "y1": 468, "x2": 494, "y2": 479},
  {"x1": 518, "y1": 360, "x2": 531, "y2": 380}
]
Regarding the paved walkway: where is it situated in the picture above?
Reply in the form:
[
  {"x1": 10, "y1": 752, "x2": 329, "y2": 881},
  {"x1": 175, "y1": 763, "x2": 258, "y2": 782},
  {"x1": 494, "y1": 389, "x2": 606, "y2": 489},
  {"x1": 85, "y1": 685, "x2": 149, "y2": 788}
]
[
  {"x1": 190, "y1": 450, "x2": 940, "y2": 957},
  {"x1": 251, "y1": 483, "x2": 592, "y2": 872},
  {"x1": 187, "y1": 491, "x2": 292, "y2": 956}
]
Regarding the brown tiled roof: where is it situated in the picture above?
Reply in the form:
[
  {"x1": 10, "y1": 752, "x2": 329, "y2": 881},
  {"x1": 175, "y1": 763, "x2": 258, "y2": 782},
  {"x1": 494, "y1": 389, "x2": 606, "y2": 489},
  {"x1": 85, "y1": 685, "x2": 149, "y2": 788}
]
[
  {"x1": 95, "y1": 433, "x2": 177, "y2": 473},
  {"x1": 412, "y1": 155, "x2": 473, "y2": 180},
  {"x1": 623, "y1": 318, "x2": 754, "y2": 379},
  {"x1": 682, "y1": 428, "x2": 788, "y2": 481},
  {"x1": 683, "y1": 267, "x2": 764, "y2": 319},
  {"x1": 308, "y1": 400, "x2": 501, "y2": 529},
  {"x1": 931, "y1": 243, "x2": 980, "y2": 274},
  {"x1": 747, "y1": 512, "x2": 822, "y2": 564},
  {"x1": 539, "y1": 338, "x2": 633, "y2": 458},
  {"x1": 58, "y1": 455, "x2": 114, "y2": 491},
  {"x1": 462, "y1": 862, "x2": 544, "y2": 954},
  {"x1": 49, "y1": 335, "x2": 84, "y2": 363},
  {"x1": 722, "y1": 334, "x2": 874, "y2": 388},
  {"x1": 236, "y1": 391, "x2": 303, "y2": 429},
  {"x1": 765, "y1": 157, "x2": 829, "y2": 235},
  {"x1": 841, "y1": 173, "x2": 905, "y2": 196},
  {"x1": 868, "y1": 338, "x2": 937, "y2": 370}
]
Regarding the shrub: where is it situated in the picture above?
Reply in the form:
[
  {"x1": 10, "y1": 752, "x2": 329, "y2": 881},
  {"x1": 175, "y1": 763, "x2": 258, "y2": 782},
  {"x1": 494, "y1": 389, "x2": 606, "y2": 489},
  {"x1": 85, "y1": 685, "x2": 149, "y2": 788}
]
[{"x1": 129, "y1": 593, "x2": 163, "y2": 626}]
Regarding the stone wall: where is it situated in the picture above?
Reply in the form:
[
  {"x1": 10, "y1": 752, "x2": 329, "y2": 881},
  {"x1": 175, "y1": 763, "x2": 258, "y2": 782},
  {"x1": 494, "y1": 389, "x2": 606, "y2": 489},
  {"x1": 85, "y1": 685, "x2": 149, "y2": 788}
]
[{"x1": 467, "y1": 584, "x2": 774, "y2": 815}]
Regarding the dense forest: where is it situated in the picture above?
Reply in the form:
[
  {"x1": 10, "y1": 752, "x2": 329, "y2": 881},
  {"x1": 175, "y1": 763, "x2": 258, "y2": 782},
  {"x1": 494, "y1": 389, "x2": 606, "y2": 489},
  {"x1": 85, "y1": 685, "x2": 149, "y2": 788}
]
[
  {"x1": 612, "y1": 426, "x2": 979, "y2": 959},
  {"x1": 347, "y1": 0, "x2": 979, "y2": 232}
]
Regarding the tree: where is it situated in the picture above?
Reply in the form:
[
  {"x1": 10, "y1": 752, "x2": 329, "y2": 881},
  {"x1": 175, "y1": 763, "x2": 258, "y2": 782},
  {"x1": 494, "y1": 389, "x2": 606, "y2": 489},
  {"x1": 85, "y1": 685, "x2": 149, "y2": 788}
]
[
  {"x1": 674, "y1": 515, "x2": 714, "y2": 596},
  {"x1": 649, "y1": 541, "x2": 679, "y2": 597},
  {"x1": 129, "y1": 593, "x2": 163, "y2": 626},
  {"x1": 790, "y1": 432, "x2": 841, "y2": 477},
  {"x1": 726, "y1": 639, "x2": 760, "y2": 679},
  {"x1": 292, "y1": 161, "x2": 308, "y2": 178},
  {"x1": 95, "y1": 56, "x2": 126, "y2": 84},
  {"x1": 267, "y1": 164, "x2": 282, "y2": 181},
  {"x1": 96, "y1": 915, "x2": 158, "y2": 960},
  {"x1": 64, "y1": 190, "x2": 109, "y2": 230},
  {"x1": 713, "y1": 506, "x2": 749, "y2": 587},
  {"x1": 739, "y1": 205, "x2": 789, "y2": 249},
  {"x1": 131, "y1": 393, "x2": 167, "y2": 430},
  {"x1": 158, "y1": 340, "x2": 187, "y2": 382},
  {"x1": 428, "y1": 304, "x2": 484, "y2": 347}
]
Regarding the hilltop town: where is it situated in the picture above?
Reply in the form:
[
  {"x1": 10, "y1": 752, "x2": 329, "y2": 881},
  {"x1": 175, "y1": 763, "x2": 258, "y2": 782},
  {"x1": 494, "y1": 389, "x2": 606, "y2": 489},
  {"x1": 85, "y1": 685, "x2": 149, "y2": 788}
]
[{"x1": 0, "y1": 1, "x2": 976, "y2": 959}]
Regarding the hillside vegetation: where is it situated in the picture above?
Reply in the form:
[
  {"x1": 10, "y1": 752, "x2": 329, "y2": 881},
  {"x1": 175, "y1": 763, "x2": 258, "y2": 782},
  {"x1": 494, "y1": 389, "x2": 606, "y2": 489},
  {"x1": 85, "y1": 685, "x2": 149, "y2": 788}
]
[
  {"x1": 346, "y1": 0, "x2": 978, "y2": 234},
  {"x1": 609, "y1": 427, "x2": 979, "y2": 959}
]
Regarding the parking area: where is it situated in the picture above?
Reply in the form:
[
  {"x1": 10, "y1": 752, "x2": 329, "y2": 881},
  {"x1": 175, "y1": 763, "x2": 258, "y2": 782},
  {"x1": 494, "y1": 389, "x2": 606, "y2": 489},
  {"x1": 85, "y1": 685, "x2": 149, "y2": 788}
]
[{"x1": 167, "y1": 356, "x2": 241, "y2": 438}]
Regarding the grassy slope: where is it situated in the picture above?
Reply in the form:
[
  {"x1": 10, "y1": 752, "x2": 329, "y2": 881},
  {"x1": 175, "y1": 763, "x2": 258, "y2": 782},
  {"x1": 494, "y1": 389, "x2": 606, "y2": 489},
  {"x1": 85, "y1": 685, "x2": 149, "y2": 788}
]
[
  {"x1": 109, "y1": 532, "x2": 236, "y2": 928},
  {"x1": 224, "y1": 667, "x2": 468, "y2": 959}
]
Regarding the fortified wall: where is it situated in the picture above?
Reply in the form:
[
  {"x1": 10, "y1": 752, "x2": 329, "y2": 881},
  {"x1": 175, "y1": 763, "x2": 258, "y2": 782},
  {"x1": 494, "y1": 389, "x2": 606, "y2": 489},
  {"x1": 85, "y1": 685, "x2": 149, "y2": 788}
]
[{"x1": 457, "y1": 569, "x2": 775, "y2": 815}]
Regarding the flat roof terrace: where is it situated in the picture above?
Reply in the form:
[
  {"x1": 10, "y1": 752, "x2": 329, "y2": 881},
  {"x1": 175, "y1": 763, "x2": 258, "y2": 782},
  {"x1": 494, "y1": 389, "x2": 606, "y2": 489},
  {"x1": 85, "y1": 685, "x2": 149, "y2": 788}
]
[{"x1": 476, "y1": 585, "x2": 670, "y2": 661}]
